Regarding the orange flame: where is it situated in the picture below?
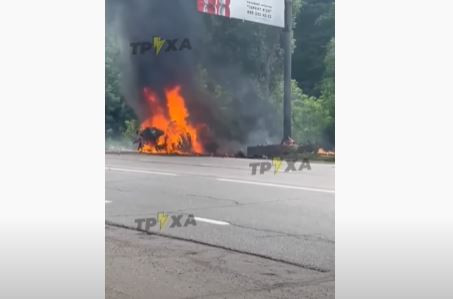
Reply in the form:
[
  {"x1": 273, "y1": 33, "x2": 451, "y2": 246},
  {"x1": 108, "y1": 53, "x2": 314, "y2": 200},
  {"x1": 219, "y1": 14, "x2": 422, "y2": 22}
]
[
  {"x1": 139, "y1": 85, "x2": 204, "y2": 155},
  {"x1": 317, "y1": 148, "x2": 335, "y2": 157}
]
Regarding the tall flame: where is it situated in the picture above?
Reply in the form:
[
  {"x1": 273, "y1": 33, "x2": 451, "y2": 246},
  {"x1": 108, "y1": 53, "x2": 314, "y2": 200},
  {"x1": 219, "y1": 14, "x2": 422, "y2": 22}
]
[{"x1": 139, "y1": 85, "x2": 204, "y2": 155}]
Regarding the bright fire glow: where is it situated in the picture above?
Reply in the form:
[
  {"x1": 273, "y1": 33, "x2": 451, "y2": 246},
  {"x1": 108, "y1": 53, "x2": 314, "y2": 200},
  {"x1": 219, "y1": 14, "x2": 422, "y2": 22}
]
[{"x1": 139, "y1": 85, "x2": 204, "y2": 155}]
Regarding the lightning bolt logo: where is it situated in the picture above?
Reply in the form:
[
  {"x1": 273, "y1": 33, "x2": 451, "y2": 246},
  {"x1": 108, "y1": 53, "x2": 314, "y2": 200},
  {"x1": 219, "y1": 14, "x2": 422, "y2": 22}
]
[
  {"x1": 153, "y1": 36, "x2": 166, "y2": 56},
  {"x1": 157, "y1": 212, "x2": 169, "y2": 231},
  {"x1": 272, "y1": 157, "x2": 283, "y2": 175}
]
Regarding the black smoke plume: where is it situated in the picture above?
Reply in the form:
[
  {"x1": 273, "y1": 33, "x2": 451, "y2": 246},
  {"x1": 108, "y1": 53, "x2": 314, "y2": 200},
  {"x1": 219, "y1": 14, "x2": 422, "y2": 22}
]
[{"x1": 107, "y1": 0, "x2": 284, "y2": 153}]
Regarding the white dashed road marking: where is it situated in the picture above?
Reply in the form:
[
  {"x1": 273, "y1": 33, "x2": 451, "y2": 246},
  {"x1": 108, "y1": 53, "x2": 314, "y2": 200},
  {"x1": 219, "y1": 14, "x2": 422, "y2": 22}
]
[
  {"x1": 194, "y1": 217, "x2": 230, "y2": 226},
  {"x1": 106, "y1": 167, "x2": 177, "y2": 176}
]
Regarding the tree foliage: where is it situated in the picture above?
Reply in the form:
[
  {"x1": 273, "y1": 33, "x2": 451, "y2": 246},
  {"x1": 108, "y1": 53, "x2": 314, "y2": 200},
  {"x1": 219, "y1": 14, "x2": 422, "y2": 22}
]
[
  {"x1": 105, "y1": 35, "x2": 136, "y2": 138},
  {"x1": 293, "y1": 0, "x2": 334, "y2": 96}
]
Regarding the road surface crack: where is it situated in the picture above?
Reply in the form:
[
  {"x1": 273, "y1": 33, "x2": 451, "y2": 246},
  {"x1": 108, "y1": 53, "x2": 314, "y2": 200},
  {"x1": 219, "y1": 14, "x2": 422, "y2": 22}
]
[{"x1": 106, "y1": 220, "x2": 330, "y2": 273}]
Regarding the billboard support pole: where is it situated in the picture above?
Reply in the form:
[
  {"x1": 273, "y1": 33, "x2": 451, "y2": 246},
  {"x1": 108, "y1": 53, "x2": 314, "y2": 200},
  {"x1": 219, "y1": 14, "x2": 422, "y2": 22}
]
[{"x1": 283, "y1": 0, "x2": 293, "y2": 141}]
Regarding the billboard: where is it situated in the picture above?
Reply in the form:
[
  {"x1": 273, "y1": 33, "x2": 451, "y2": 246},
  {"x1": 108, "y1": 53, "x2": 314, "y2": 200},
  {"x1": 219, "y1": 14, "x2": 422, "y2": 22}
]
[{"x1": 197, "y1": 0, "x2": 285, "y2": 28}]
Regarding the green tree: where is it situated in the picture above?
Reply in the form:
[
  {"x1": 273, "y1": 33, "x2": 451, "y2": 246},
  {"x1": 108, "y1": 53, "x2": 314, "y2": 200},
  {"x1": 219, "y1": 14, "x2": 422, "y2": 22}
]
[
  {"x1": 293, "y1": 0, "x2": 334, "y2": 96},
  {"x1": 105, "y1": 34, "x2": 137, "y2": 139},
  {"x1": 319, "y1": 38, "x2": 335, "y2": 147},
  {"x1": 273, "y1": 80, "x2": 331, "y2": 146}
]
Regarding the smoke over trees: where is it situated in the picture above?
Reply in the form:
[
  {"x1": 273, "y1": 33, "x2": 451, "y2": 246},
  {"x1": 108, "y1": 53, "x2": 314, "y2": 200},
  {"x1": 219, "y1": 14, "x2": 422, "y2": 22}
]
[{"x1": 106, "y1": 0, "x2": 335, "y2": 150}]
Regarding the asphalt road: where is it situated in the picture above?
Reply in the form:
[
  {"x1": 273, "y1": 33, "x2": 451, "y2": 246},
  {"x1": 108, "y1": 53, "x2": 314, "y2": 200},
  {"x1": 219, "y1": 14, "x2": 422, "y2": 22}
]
[{"x1": 106, "y1": 153, "x2": 335, "y2": 298}]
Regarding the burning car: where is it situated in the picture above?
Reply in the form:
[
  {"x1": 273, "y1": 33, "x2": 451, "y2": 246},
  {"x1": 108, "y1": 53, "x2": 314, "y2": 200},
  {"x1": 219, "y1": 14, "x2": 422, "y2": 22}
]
[{"x1": 137, "y1": 85, "x2": 205, "y2": 155}]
